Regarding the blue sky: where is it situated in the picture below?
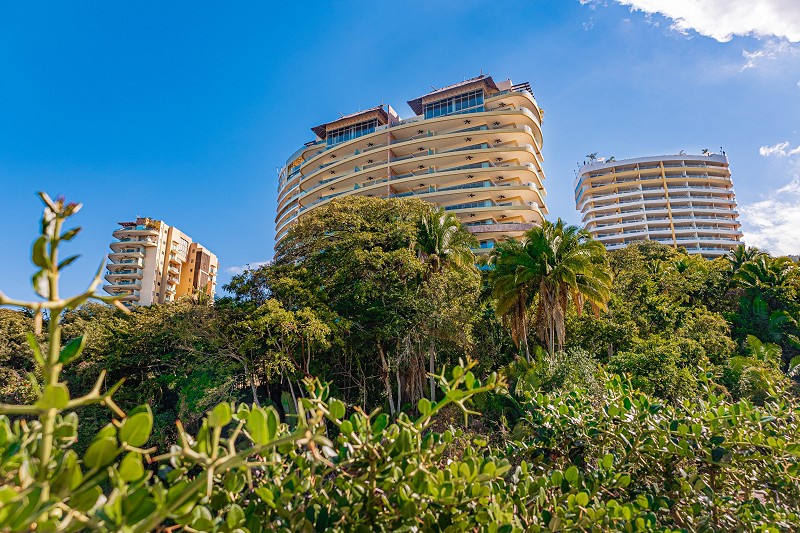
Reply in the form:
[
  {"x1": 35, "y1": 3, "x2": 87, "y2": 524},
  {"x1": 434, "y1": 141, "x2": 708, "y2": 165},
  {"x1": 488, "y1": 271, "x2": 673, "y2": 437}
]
[{"x1": 1, "y1": 1, "x2": 799, "y2": 299}]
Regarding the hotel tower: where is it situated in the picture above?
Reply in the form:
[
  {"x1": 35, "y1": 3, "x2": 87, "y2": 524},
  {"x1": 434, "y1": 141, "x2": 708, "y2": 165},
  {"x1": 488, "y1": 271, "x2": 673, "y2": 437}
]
[
  {"x1": 275, "y1": 75, "x2": 547, "y2": 253},
  {"x1": 575, "y1": 154, "x2": 743, "y2": 257},
  {"x1": 103, "y1": 217, "x2": 219, "y2": 307}
]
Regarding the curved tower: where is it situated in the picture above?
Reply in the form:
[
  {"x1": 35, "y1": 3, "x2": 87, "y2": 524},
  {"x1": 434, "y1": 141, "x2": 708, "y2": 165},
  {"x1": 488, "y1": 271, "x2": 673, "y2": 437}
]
[
  {"x1": 575, "y1": 154, "x2": 743, "y2": 257},
  {"x1": 275, "y1": 75, "x2": 547, "y2": 253}
]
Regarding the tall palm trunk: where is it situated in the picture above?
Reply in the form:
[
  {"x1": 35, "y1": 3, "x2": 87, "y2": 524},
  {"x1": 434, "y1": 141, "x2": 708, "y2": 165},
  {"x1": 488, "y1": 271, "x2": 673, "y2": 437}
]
[
  {"x1": 377, "y1": 341, "x2": 395, "y2": 415},
  {"x1": 429, "y1": 338, "x2": 436, "y2": 401}
]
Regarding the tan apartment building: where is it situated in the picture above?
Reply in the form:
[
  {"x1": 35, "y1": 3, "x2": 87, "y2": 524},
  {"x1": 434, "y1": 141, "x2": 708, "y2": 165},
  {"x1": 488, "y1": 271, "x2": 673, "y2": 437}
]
[
  {"x1": 575, "y1": 154, "x2": 743, "y2": 257},
  {"x1": 103, "y1": 217, "x2": 219, "y2": 307},
  {"x1": 275, "y1": 74, "x2": 547, "y2": 253}
]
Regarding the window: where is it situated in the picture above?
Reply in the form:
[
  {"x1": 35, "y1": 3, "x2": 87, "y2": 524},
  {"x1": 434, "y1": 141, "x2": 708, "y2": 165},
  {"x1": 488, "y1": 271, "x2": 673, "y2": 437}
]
[
  {"x1": 424, "y1": 90, "x2": 484, "y2": 119},
  {"x1": 326, "y1": 119, "x2": 378, "y2": 147}
]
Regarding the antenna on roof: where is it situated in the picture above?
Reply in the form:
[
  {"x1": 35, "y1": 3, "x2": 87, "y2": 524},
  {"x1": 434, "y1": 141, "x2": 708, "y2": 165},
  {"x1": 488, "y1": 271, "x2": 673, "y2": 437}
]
[{"x1": 430, "y1": 85, "x2": 437, "y2": 91}]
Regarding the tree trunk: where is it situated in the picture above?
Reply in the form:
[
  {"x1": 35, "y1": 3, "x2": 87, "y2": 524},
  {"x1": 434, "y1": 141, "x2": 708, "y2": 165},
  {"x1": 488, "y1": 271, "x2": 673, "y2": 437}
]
[
  {"x1": 378, "y1": 341, "x2": 396, "y2": 415},
  {"x1": 429, "y1": 338, "x2": 436, "y2": 401},
  {"x1": 242, "y1": 356, "x2": 260, "y2": 407},
  {"x1": 522, "y1": 308, "x2": 531, "y2": 362},
  {"x1": 284, "y1": 372, "x2": 298, "y2": 417},
  {"x1": 396, "y1": 366, "x2": 402, "y2": 413}
]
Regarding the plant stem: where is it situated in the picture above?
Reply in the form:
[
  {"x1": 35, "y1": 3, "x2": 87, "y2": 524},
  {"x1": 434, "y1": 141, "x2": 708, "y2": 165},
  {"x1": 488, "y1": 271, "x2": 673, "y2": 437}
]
[{"x1": 38, "y1": 216, "x2": 62, "y2": 484}]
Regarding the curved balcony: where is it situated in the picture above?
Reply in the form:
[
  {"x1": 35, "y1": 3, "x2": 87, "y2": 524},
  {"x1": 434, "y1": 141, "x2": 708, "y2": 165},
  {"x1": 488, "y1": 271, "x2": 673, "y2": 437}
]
[
  {"x1": 299, "y1": 144, "x2": 540, "y2": 204},
  {"x1": 577, "y1": 184, "x2": 733, "y2": 212},
  {"x1": 103, "y1": 280, "x2": 142, "y2": 292},
  {"x1": 297, "y1": 163, "x2": 543, "y2": 216},
  {"x1": 275, "y1": 209, "x2": 299, "y2": 238},
  {"x1": 104, "y1": 269, "x2": 143, "y2": 283},
  {"x1": 108, "y1": 248, "x2": 144, "y2": 259},
  {"x1": 112, "y1": 226, "x2": 159, "y2": 240},
  {"x1": 106, "y1": 260, "x2": 143, "y2": 271},
  {"x1": 110, "y1": 237, "x2": 157, "y2": 248},
  {"x1": 294, "y1": 124, "x2": 541, "y2": 189},
  {"x1": 291, "y1": 105, "x2": 543, "y2": 186}
]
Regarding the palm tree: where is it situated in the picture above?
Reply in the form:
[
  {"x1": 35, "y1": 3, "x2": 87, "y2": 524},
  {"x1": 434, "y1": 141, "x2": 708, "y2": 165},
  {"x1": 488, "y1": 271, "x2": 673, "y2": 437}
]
[
  {"x1": 490, "y1": 219, "x2": 613, "y2": 358},
  {"x1": 734, "y1": 255, "x2": 797, "y2": 295},
  {"x1": 727, "y1": 244, "x2": 764, "y2": 275},
  {"x1": 531, "y1": 220, "x2": 613, "y2": 355},
  {"x1": 415, "y1": 207, "x2": 476, "y2": 278},
  {"x1": 489, "y1": 239, "x2": 542, "y2": 361},
  {"x1": 415, "y1": 207, "x2": 477, "y2": 399},
  {"x1": 586, "y1": 152, "x2": 598, "y2": 163}
]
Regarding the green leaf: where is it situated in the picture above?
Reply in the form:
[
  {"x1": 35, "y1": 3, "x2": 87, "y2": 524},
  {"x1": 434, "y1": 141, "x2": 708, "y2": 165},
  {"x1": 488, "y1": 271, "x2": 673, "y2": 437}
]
[
  {"x1": 85, "y1": 437, "x2": 118, "y2": 469},
  {"x1": 564, "y1": 465, "x2": 579, "y2": 484},
  {"x1": 61, "y1": 227, "x2": 81, "y2": 241},
  {"x1": 59, "y1": 336, "x2": 86, "y2": 365},
  {"x1": 329, "y1": 399, "x2": 346, "y2": 420},
  {"x1": 417, "y1": 398, "x2": 432, "y2": 416},
  {"x1": 372, "y1": 413, "x2": 389, "y2": 434},
  {"x1": 464, "y1": 371, "x2": 476, "y2": 389},
  {"x1": 789, "y1": 356, "x2": 800, "y2": 372},
  {"x1": 207, "y1": 403, "x2": 232, "y2": 428},
  {"x1": 576, "y1": 492, "x2": 589, "y2": 507},
  {"x1": 71, "y1": 485, "x2": 102, "y2": 512},
  {"x1": 226, "y1": 504, "x2": 245, "y2": 528},
  {"x1": 26, "y1": 333, "x2": 44, "y2": 366},
  {"x1": 248, "y1": 407, "x2": 269, "y2": 445},
  {"x1": 339, "y1": 420, "x2": 353, "y2": 434},
  {"x1": 32, "y1": 236, "x2": 49, "y2": 269},
  {"x1": 36, "y1": 383, "x2": 70, "y2": 410},
  {"x1": 57, "y1": 255, "x2": 80, "y2": 270},
  {"x1": 120, "y1": 405, "x2": 153, "y2": 447},
  {"x1": 266, "y1": 407, "x2": 278, "y2": 442},
  {"x1": 602, "y1": 453, "x2": 614, "y2": 469},
  {"x1": 119, "y1": 452, "x2": 145, "y2": 481}
]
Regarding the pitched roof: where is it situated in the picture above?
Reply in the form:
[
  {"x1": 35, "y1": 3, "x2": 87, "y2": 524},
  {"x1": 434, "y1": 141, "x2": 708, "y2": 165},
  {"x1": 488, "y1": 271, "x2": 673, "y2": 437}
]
[
  {"x1": 311, "y1": 105, "x2": 390, "y2": 139},
  {"x1": 407, "y1": 75, "x2": 499, "y2": 115}
]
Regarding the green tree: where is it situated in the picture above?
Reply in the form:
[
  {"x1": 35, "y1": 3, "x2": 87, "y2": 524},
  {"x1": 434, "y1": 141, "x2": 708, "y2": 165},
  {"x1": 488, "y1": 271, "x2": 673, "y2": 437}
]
[
  {"x1": 414, "y1": 206, "x2": 478, "y2": 400},
  {"x1": 414, "y1": 206, "x2": 477, "y2": 277}
]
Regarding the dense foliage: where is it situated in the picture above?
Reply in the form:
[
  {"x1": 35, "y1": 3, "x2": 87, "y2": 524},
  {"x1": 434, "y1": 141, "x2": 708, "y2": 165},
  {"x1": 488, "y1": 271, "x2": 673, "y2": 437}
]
[{"x1": 1, "y1": 194, "x2": 800, "y2": 531}]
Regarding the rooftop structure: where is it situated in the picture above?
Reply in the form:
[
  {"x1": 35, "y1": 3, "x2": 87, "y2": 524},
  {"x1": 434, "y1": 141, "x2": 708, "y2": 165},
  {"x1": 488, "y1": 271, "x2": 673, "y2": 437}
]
[
  {"x1": 103, "y1": 217, "x2": 218, "y2": 307},
  {"x1": 575, "y1": 154, "x2": 744, "y2": 257},
  {"x1": 276, "y1": 74, "x2": 547, "y2": 253}
]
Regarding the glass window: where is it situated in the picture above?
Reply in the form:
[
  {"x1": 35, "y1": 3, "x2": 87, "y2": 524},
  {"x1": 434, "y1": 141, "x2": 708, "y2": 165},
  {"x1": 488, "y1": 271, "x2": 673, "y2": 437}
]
[
  {"x1": 326, "y1": 119, "x2": 378, "y2": 147},
  {"x1": 423, "y1": 89, "x2": 484, "y2": 119}
]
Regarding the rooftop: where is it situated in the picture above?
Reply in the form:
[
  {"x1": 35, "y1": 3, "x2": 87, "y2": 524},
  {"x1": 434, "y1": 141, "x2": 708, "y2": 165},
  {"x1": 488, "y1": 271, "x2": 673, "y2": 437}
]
[
  {"x1": 575, "y1": 153, "x2": 730, "y2": 187},
  {"x1": 310, "y1": 105, "x2": 397, "y2": 139},
  {"x1": 407, "y1": 75, "x2": 499, "y2": 115}
]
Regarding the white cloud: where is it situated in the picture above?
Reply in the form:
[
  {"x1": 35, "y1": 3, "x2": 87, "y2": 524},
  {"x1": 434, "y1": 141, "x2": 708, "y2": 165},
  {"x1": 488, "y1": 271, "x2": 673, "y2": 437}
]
[
  {"x1": 740, "y1": 178, "x2": 800, "y2": 256},
  {"x1": 600, "y1": 0, "x2": 800, "y2": 42},
  {"x1": 226, "y1": 261, "x2": 270, "y2": 275},
  {"x1": 741, "y1": 39, "x2": 795, "y2": 70},
  {"x1": 759, "y1": 141, "x2": 800, "y2": 157}
]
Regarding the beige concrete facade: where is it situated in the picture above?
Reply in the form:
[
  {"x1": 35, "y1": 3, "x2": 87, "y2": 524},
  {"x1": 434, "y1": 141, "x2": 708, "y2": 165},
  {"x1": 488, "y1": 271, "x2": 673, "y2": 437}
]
[
  {"x1": 104, "y1": 217, "x2": 218, "y2": 307},
  {"x1": 276, "y1": 75, "x2": 547, "y2": 253},
  {"x1": 575, "y1": 154, "x2": 743, "y2": 257}
]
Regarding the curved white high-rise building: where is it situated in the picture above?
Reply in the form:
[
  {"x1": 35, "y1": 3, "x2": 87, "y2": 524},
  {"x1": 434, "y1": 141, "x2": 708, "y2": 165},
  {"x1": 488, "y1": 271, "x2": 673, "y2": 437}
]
[
  {"x1": 275, "y1": 75, "x2": 547, "y2": 253},
  {"x1": 575, "y1": 154, "x2": 743, "y2": 257}
]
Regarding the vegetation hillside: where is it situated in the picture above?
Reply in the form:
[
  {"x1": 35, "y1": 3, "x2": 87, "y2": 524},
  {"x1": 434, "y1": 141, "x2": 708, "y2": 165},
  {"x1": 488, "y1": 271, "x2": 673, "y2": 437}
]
[{"x1": 1, "y1": 194, "x2": 799, "y2": 531}]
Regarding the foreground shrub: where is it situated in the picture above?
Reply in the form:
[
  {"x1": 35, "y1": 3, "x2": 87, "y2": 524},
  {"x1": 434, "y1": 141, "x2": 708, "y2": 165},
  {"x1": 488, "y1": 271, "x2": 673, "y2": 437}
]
[
  {"x1": 1, "y1": 194, "x2": 799, "y2": 531},
  {"x1": 508, "y1": 370, "x2": 800, "y2": 530}
]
